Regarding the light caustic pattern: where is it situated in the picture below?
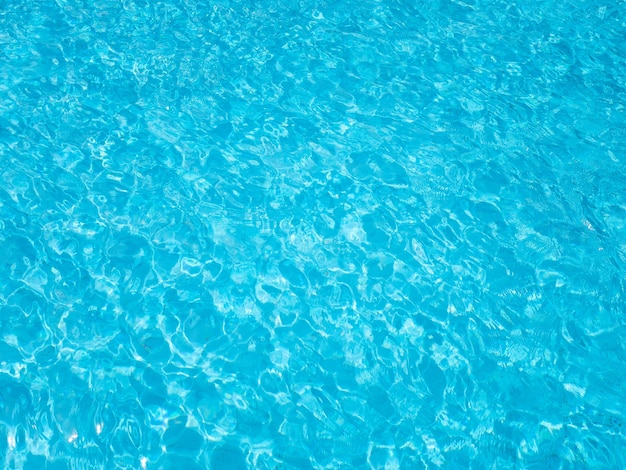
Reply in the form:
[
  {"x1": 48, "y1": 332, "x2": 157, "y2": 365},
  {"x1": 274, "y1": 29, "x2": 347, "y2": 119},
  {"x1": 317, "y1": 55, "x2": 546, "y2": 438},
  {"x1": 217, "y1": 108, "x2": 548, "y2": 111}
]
[{"x1": 0, "y1": 0, "x2": 625, "y2": 468}]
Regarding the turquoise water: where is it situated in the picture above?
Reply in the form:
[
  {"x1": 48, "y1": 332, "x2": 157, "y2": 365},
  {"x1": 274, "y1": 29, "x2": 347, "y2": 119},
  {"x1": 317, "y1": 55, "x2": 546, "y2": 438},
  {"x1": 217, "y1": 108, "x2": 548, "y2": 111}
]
[{"x1": 1, "y1": 0, "x2": 625, "y2": 467}]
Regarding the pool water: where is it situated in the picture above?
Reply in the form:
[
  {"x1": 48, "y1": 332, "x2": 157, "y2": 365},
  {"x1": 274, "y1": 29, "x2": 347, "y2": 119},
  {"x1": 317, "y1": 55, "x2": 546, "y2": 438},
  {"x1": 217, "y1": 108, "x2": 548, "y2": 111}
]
[{"x1": 1, "y1": 0, "x2": 625, "y2": 468}]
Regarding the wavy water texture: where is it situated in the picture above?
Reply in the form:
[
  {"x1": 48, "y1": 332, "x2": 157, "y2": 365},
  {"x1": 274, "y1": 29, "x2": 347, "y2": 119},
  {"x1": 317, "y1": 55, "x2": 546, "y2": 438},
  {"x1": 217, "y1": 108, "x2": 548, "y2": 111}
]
[{"x1": 1, "y1": 0, "x2": 625, "y2": 468}]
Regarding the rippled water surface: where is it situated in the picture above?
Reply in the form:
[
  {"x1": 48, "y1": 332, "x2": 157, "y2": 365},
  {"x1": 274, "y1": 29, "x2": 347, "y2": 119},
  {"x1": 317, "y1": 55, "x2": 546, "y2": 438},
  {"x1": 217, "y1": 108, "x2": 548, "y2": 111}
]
[{"x1": 1, "y1": 0, "x2": 626, "y2": 468}]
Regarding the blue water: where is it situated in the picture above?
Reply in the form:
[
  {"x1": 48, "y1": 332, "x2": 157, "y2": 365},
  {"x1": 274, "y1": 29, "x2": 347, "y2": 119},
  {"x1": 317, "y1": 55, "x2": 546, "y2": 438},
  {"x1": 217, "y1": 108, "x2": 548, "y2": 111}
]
[{"x1": 1, "y1": 0, "x2": 625, "y2": 468}]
